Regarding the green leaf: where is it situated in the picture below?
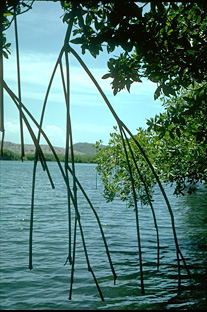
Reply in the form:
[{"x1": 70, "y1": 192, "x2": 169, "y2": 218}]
[
  {"x1": 187, "y1": 50, "x2": 196, "y2": 55},
  {"x1": 176, "y1": 128, "x2": 181, "y2": 137},
  {"x1": 196, "y1": 15, "x2": 201, "y2": 24},
  {"x1": 179, "y1": 116, "x2": 186, "y2": 125},
  {"x1": 2, "y1": 51, "x2": 8, "y2": 59},
  {"x1": 2, "y1": 36, "x2": 6, "y2": 45},
  {"x1": 5, "y1": 43, "x2": 11, "y2": 49},
  {"x1": 154, "y1": 85, "x2": 162, "y2": 100},
  {"x1": 86, "y1": 13, "x2": 92, "y2": 26},
  {"x1": 107, "y1": 44, "x2": 115, "y2": 53},
  {"x1": 3, "y1": 13, "x2": 12, "y2": 17},
  {"x1": 77, "y1": 12, "x2": 84, "y2": 28},
  {"x1": 70, "y1": 37, "x2": 87, "y2": 44},
  {"x1": 102, "y1": 73, "x2": 111, "y2": 79},
  {"x1": 163, "y1": 85, "x2": 176, "y2": 97},
  {"x1": 90, "y1": 50, "x2": 97, "y2": 58},
  {"x1": 113, "y1": 87, "x2": 118, "y2": 96},
  {"x1": 150, "y1": 75, "x2": 160, "y2": 83},
  {"x1": 107, "y1": 61, "x2": 115, "y2": 72},
  {"x1": 169, "y1": 129, "x2": 175, "y2": 139},
  {"x1": 183, "y1": 96, "x2": 191, "y2": 102},
  {"x1": 126, "y1": 80, "x2": 131, "y2": 92},
  {"x1": 63, "y1": 12, "x2": 71, "y2": 23}
]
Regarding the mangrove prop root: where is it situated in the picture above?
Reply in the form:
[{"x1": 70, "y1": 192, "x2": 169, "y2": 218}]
[
  {"x1": 2, "y1": 7, "x2": 191, "y2": 299},
  {"x1": 68, "y1": 43, "x2": 191, "y2": 291},
  {"x1": 119, "y1": 126, "x2": 145, "y2": 294},
  {"x1": 0, "y1": 5, "x2": 5, "y2": 156},
  {"x1": 14, "y1": 10, "x2": 24, "y2": 159},
  {"x1": 3, "y1": 81, "x2": 111, "y2": 301},
  {"x1": 122, "y1": 129, "x2": 160, "y2": 271}
]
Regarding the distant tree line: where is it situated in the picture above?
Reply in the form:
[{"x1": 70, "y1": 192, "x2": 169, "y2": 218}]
[{"x1": 0, "y1": 150, "x2": 96, "y2": 163}]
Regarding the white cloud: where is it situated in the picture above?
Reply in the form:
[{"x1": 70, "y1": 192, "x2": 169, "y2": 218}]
[
  {"x1": 3, "y1": 120, "x2": 66, "y2": 147},
  {"x1": 3, "y1": 0, "x2": 165, "y2": 148},
  {"x1": 4, "y1": 50, "x2": 160, "y2": 117},
  {"x1": 3, "y1": 51, "x2": 163, "y2": 147},
  {"x1": 42, "y1": 124, "x2": 65, "y2": 147},
  {"x1": 4, "y1": 120, "x2": 37, "y2": 144},
  {"x1": 4, "y1": 53, "x2": 59, "y2": 88},
  {"x1": 4, "y1": 52, "x2": 111, "y2": 107}
]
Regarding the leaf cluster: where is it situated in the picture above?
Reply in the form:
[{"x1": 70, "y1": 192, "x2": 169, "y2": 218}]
[
  {"x1": 1, "y1": 0, "x2": 34, "y2": 58},
  {"x1": 61, "y1": 1, "x2": 207, "y2": 100},
  {"x1": 96, "y1": 85, "x2": 207, "y2": 205},
  {"x1": 147, "y1": 83, "x2": 207, "y2": 146},
  {"x1": 146, "y1": 82, "x2": 207, "y2": 195},
  {"x1": 95, "y1": 127, "x2": 156, "y2": 207},
  {"x1": 3, "y1": 1, "x2": 207, "y2": 103}
]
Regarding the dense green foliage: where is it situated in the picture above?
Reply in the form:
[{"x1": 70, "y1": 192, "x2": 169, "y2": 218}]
[
  {"x1": 3, "y1": 2, "x2": 207, "y2": 98},
  {"x1": 95, "y1": 128, "x2": 156, "y2": 206},
  {"x1": 0, "y1": 149, "x2": 20, "y2": 160},
  {"x1": 61, "y1": 0, "x2": 207, "y2": 203},
  {"x1": 60, "y1": 1, "x2": 207, "y2": 98},
  {"x1": 95, "y1": 84, "x2": 207, "y2": 206},
  {"x1": 147, "y1": 83, "x2": 207, "y2": 195},
  {"x1": 1, "y1": 0, "x2": 34, "y2": 58}
]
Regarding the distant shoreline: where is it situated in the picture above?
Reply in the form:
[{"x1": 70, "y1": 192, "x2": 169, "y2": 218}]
[
  {"x1": 0, "y1": 141, "x2": 100, "y2": 163},
  {"x1": 0, "y1": 141, "x2": 98, "y2": 154},
  {"x1": 0, "y1": 149, "x2": 96, "y2": 163}
]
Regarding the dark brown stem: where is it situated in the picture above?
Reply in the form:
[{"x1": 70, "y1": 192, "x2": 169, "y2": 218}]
[
  {"x1": 68, "y1": 44, "x2": 190, "y2": 291},
  {"x1": 122, "y1": 129, "x2": 160, "y2": 270},
  {"x1": 14, "y1": 10, "x2": 24, "y2": 159},
  {"x1": 0, "y1": 4, "x2": 4, "y2": 156},
  {"x1": 119, "y1": 126, "x2": 145, "y2": 294}
]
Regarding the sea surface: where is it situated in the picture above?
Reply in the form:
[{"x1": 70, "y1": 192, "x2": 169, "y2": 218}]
[{"x1": 0, "y1": 161, "x2": 207, "y2": 310}]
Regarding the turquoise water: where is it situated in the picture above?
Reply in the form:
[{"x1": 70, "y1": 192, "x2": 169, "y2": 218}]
[{"x1": 0, "y1": 161, "x2": 206, "y2": 310}]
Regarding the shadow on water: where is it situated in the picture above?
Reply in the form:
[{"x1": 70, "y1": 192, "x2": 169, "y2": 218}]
[{"x1": 163, "y1": 185, "x2": 207, "y2": 310}]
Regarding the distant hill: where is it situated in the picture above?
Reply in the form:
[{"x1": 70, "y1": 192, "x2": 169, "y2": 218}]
[
  {"x1": 73, "y1": 142, "x2": 97, "y2": 155},
  {"x1": 0, "y1": 141, "x2": 98, "y2": 155}
]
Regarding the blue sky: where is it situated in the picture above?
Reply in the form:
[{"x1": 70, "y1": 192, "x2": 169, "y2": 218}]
[{"x1": 3, "y1": 1, "x2": 164, "y2": 147}]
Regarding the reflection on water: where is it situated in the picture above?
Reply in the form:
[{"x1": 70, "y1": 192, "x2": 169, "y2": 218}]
[{"x1": 0, "y1": 161, "x2": 206, "y2": 310}]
